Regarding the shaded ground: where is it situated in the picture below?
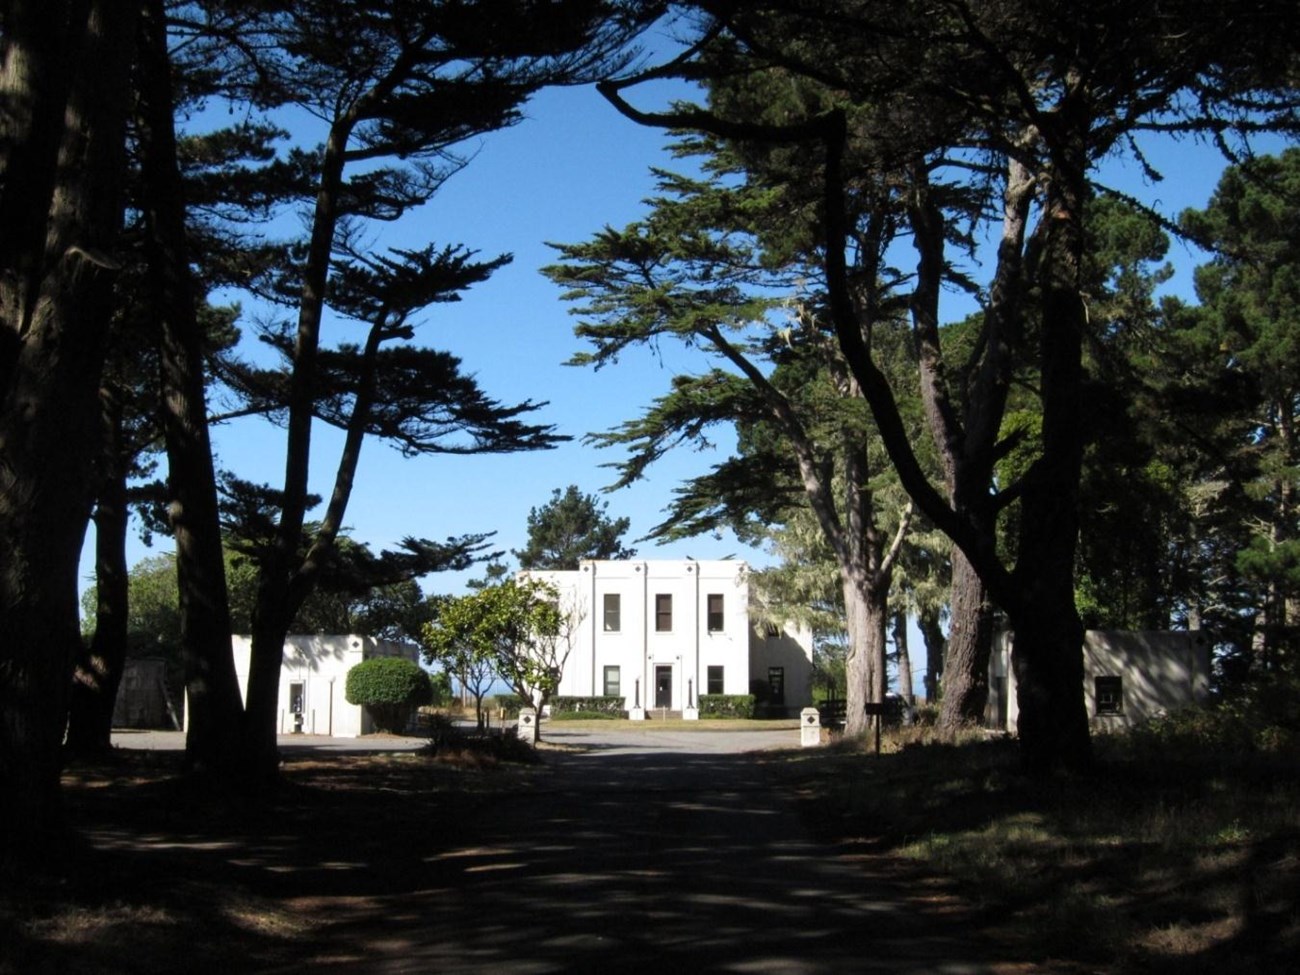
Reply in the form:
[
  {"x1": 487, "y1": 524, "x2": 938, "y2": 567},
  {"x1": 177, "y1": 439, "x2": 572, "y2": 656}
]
[{"x1": 3, "y1": 727, "x2": 1040, "y2": 974}]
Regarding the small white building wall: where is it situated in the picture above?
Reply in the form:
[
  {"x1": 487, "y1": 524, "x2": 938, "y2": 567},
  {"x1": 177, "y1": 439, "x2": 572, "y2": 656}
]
[
  {"x1": 226, "y1": 634, "x2": 416, "y2": 737},
  {"x1": 986, "y1": 629, "x2": 1211, "y2": 732},
  {"x1": 749, "y1": 622, "x2": 815, "y2": 712},
  {"x1": 1083, "y1": 630, "x2": 1211, "y2": 730}
]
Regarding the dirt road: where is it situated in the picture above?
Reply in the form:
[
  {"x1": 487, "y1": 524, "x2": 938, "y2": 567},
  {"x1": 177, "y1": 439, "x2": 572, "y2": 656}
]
[{"x1": 275, "y1": 727, "x2": 1026, "y2": 974}]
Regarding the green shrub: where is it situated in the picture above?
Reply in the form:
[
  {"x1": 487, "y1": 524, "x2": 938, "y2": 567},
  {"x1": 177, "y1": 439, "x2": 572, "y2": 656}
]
[
  {"x1": 699, "y1": 694, "x2": 755, "y2": 719},
  {"x1": 492, "y1": 694, "x2": 526, "y2": 718},
  {"x1": 551, "y1": 695, "x2": 625, "y2": 717},
  {"x1": 344, "y1": 656, "x2": 432, "y2": 733},
  {"x1": 553, "y1": 710, "x2": 620, "y2": 720}
]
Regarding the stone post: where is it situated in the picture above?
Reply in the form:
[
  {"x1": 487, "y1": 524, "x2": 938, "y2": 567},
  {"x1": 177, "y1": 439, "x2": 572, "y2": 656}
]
[
  {"x1": 800, "y1": 707, "x2": 821, "y2": 747},
  {"x1": 517, "y1": 707, "x2": 538, "y2": 745}
]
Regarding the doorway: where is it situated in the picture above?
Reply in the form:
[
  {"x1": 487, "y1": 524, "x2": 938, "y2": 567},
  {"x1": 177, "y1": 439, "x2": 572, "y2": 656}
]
[{"x1": 654, "y1": 665, "x2": 673, "y2": 709}]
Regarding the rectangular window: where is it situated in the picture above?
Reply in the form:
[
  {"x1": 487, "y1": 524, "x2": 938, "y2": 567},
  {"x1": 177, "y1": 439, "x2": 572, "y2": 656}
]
[
  {"x1": 603, "y1": 593, "x2": 621, "y2": 632},
  {"x1": 604, "y1": 665, "x2": 621, "y2": 698},
  {"x1": 1095, "y1": 676, "x2": 1123, "y2": 715},
  {"x1": 655, "y1": 593, "x2": 673, "y2": 632},
  {"x1": 707, "y1": 593, "x2": 724, "y2": 632},
  {"x1": 768, "y1": 666, "x2": 785, "y2": 704},
  {"x1": 707, "y1": 666, "x2": 724, "y2": 695}
]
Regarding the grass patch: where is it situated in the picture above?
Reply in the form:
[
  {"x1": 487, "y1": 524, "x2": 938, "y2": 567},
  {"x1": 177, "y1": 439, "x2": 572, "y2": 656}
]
[
  {"x1": 796, "y1": 722, "x2": 1300, "y2": 973},
  {"x1": 2, "y1": 743, "x2": 542, "y2": 975}
]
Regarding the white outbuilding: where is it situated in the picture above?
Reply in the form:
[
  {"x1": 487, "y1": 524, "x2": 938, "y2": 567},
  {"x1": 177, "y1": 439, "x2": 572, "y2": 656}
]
[{"x1": 224, "y1": 634, "x2": 419, "y2": 737}]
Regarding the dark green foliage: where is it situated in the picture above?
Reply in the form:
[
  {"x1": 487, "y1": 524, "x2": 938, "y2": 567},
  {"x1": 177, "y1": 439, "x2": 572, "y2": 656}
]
[
  {"x1": 1129, "y1": 677, "x2": 1300, "y2": 759},
  {"x1": 344, "y1": 656, "x2": 432, "y2": 732},
  {"x1": 698, "y1": 694, "x2": 755, "y2": 719},
  {"x1": 513, "y1": 485, "x2": 634, "y2": 569},
  {"x1": 552, "y1": 710, "x2": 619, "y2": 720},
  {"x1": 550, "y1": 695, "x2": 626, "y2": 717},
  {"x1": 491, "y1": 694, "x2": 526, "y2": 718}
]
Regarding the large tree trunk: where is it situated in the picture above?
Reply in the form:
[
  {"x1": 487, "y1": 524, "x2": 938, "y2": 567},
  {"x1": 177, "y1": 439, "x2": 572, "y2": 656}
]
[
  {"x1": 135, "y1": 0, "x2": 245, "y2": 776},
  {"x1": 1009, "y1": 595, "x2": 1090, "y2": 774},
  {"x1": 241, "y1": 104, "x2": 354, "y2": 785},
  {"x1": 842, "y1": 569, "x2": 888, "y2": 737},
  {"x1": 1007, "y1": 114, "x2": 1093, "y2": 774},
  {"x1": 891, "y1": 610, "x2": 914, "y2": 706},
  {"x1": 906, "y1": 161, "x2": 1012, "y2": 736},
  {"x1": 245, "y1": 587, "x2": 295, "y2": 782},
  {"x1": 938, "y1": 549, "x2": 994, "y2": 728},
  {"x1": 917, "y1": 604, "x2": 945, "y2": 705},
  {"x1": 0, "y1": 0, "x2": 137, "y2": 865},
  {"x1": 65, "y1": 388, "x2": 130, "y2": 759}
]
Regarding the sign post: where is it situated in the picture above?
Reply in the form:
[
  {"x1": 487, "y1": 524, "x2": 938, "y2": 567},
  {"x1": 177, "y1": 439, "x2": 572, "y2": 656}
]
[{"x1": 863, "y1": 702, "x2": 887, "y2": 755}]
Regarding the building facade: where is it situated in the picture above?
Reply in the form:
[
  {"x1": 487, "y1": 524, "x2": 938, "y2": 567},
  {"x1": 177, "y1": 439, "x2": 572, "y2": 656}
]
[
  {"x1": 985, "y1": 629, "x2": 1211, "y2": 731},
  {"x1": 226, "y1": 634, "x2": 418, "y2": 737},
  {"x1": 524, "y1": 559, "x2": 813, "y2": 717}
]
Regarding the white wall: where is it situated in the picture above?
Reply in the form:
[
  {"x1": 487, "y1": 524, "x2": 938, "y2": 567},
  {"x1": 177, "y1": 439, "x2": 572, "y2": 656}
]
[
  {"x1": 749, "y1": 622, "x2": 815, "y2": 714},
  {"x1": 986, "y1": 629, "x2": 1211, "y2": 732},
  {"x1": 1084, "y1": 630, "x2": 1211, "y2": 729},
  {"x1": 527, "y1": 560, "x2": 760, "y2": 712},
  {"x1": 226, "y1": 634, "x2": 417, "y2": 737}
]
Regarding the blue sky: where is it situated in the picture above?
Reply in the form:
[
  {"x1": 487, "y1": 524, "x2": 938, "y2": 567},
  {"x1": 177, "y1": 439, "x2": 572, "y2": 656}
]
[{"x1": 80, "y1": 53, "x2": 1290, "y2": 610}]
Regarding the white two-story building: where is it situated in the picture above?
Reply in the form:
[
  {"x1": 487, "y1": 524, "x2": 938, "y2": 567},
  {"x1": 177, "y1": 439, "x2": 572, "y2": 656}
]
[{"x1": 523, "y1": 559, "x2": 813, "y2": 718}]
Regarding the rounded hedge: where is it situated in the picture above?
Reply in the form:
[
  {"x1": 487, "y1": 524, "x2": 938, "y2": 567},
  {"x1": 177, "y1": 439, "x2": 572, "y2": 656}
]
[{"x1": 344, "y1": 656, "x2": 433, "y2": 733}]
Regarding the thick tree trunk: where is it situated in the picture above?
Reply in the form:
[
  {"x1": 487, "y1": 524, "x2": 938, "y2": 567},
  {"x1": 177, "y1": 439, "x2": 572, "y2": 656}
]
[
  {"x1": 938, "y1": 549, "x2": 994, "y2": 728},
  {"x1": 891, "y1": 610, "x2": 914, "y2": 705},
  {"x1": 0, "y1": 0, "x2": 137, "y2": 866},
  {"x1": 65, "y1": 388, "x2": 130, "y2": 759},
  {"x1": 1008, "y1": 116, "x2": 1093, "y2": 774},
  {"x1": 135, "y1": 0, "x2": 245, "y2": 776},
  {"x1": 242, "y1": 104, "x2": 355, "y2": 786},
  {"x1": 1009, "y1": 596, "x2": 1090, "y2": 774},
  {"x1": 245, "y1": 588, "x2": 294, "y2": 785},
  {"x1": 842, "y1": 569, "x2": 888, "y2": 737},
  {"x1": 917, "y1": 606, "x2": 945, "y2": 705}
]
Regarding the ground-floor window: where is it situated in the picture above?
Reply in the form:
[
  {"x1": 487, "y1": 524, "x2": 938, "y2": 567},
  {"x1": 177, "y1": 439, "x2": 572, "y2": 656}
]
[
  {"x1": 707, "y1": 665, "x2": 724, "y2": 695},
  {"x1": 768, "y1": 666, "x2": 785, "y2": 704},
  {"x1": 604, "y1": 665, "x2": 621, "y2": 698},
  {"x1": 1095, "y1": 675, "x2": 1123, "y2": 714}
]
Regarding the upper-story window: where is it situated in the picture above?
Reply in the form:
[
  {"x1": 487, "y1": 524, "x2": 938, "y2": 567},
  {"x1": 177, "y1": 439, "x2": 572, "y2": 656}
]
[
  {"x1": 603, "y1": 593, "x2": 621, "y2": 632},
  {"x1": 655, "y1": 593, "x2": 673, "y2": 632},
  {"x1": 707, "y1": 593, "x2": 724, "y2": 632}
]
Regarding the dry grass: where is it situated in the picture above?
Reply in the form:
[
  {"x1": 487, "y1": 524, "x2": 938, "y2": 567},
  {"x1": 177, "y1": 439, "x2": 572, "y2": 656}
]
[
  {"x1": 6, "y1": 718, "x2": 1295, "y2": 974},
  {"x1": 794, "y1": 724, "x2": 1300, "y2": 974},
  {"x1": 1, "y1": 743, "x2": 530, "y2": 975}
]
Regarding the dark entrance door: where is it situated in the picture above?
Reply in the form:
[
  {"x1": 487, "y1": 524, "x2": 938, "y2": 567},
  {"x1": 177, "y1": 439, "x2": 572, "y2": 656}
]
[{"x1": 654, "y1": 665, "x2": 672, "y2": 709}]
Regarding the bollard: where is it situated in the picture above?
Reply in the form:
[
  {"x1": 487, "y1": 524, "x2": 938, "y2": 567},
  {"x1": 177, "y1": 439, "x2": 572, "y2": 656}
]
[
  {"x1": 800, "y1": 707, "x2": 821, "y2": 747},
  {"x1": 517, "y1": 707, "x2": 538, "y2": 745}
]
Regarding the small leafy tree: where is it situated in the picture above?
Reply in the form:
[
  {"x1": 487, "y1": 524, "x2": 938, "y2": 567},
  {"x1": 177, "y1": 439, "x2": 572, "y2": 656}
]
[
  {"x1": 344, "y1": 657, "x2": 432, "y2": 733},
  {"x1": 421, "y1": 578, "x2": 583, "y2": 741},
  {"x1": 421, "y1": 592, "x2": 501, "y2": 731}
]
